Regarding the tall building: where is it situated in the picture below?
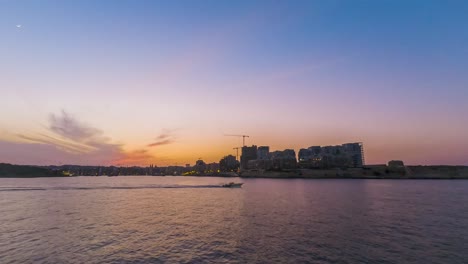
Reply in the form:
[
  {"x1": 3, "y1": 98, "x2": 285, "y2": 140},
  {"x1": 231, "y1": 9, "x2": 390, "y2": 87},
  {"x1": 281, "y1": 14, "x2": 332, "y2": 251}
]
[
  {"x1": 270, "y1": 149, "x2": 296, "y2": 159},
  {"x1": 283, "y1": 149, "x2": 296, "y2": 159},
  {"x1": 298, "y1": 148, "x2": 312, "y2": 162},
  {"x1": 309, "y1": 146, "x2": 322, "y2": 155},
  {"x1": 269, "y1": 149, "x2": 297, "y2": 170},
  {"x1": 257, "y1": 146, "x2": 270, "y2": 160},
  {"x1": 220, "y1": 155, "x2": 240, "y2": 172},
  {"x1": 342, "y1": 142, "x2": 365, "y2": 167},
  {"x1": 298, "y1": 142, "x2": 364, "y2": 168},
  {"x1": 241, "y1": 145, "x2": 257, "y2": 170}
]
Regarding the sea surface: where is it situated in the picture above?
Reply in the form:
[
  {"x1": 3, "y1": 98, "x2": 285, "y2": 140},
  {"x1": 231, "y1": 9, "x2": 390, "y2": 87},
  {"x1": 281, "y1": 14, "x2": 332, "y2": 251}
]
[{"x1": 1, "y1": 176, "x2": 468, "y2": 264}]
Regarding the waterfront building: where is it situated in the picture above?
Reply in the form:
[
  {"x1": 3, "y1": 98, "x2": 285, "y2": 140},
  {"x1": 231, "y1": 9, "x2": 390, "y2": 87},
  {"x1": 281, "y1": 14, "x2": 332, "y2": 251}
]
[
  {"x1": 257, "y1": 146, "x2": 270, "y2": 160},
  {"x1": 298, "y1": 142, "x2": 365, "y2": 168},
  {"x1": 220, "y1": 155, "x2": 240, "y2": 172},
  {"x1": 283, "y1": 149, "x2": 296, "y2": 159},
  {"x1": 241, "y1": 145, "x2": 257, "y2": 170},
  {"x1": 309, "y1": 146, "x2": 322, "y2": 155},
  {"x1": 193, "y1": 159, "x2": 207, "y2": 173},
  {"x1": 270, "y1": 149, "x2": 296, "y2": 159},
  {"x1": 388, "y1": 160, "x2": 404, "y2": 168},
  {"x1": 247, "y1": 159, "x2": 273, "y2": 170},
  {"x1": 342, "y1": 142, "x2": 365, "y2": 167},
  {"x1": 298, "y1": 148, "x2": 312, "y2": 162},
  {"x1": 299, "y1": 148, "x2": 317, "y2": 168},
  {"x1": 269, "y1": 149, "x2": 297, "y2": 170},
  {"x1": 206, "y1": 162, "x2": 220, "y2": 173},
  {"x1": 164, "y1": 166, "x2": 186, "y2": 175}
]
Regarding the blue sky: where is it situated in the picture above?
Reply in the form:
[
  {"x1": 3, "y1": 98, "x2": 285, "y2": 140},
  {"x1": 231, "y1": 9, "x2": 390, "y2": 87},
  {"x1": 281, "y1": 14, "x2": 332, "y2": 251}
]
[{"x1": 1, "y1": 0, "x2": 467, "y2": 165}]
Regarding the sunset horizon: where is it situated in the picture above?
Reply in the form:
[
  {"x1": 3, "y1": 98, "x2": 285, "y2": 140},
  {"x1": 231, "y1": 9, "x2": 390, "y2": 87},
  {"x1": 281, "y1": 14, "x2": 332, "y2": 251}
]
[
  {"x1": 2, "y1": 2, "x2": 468, "y2": 264},
  {"x1": 1, "y1": 1, "x2": 467, "y2": 166}
]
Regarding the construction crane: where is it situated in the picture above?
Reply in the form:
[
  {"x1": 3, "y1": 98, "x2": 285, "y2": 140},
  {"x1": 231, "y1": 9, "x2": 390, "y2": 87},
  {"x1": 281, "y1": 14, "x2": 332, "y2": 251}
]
[
  {"x1": 225, "y1": 134, "x2": 250, "y2": 146},
  {"x1": 233, "y1": 147, "x2": 240, "y2": 161}
]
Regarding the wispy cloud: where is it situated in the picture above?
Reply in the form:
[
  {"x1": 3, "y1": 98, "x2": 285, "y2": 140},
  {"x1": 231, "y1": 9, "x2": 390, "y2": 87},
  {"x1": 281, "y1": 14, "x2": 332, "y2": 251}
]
[
  {"x1": 147, "y1": 129, "x2": 177, "y2": 148},
  {"x1": 148, "y1": 139, "x2": 173, "y2": 147},
  {"x1": 48, "y1": 110, "x2": 108, "y2": 144},
  {"x1": 2, "y1": 110, "x2": 159, "y2": 166},
  {"x1": 17, "y1": 133, "x2": 93, "y2": 154}
]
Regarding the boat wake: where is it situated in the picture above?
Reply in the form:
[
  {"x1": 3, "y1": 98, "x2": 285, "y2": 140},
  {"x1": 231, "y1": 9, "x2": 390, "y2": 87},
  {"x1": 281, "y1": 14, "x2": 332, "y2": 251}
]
[{"x1": 0, "y1": 185, "x2": 233, "y2": 192}]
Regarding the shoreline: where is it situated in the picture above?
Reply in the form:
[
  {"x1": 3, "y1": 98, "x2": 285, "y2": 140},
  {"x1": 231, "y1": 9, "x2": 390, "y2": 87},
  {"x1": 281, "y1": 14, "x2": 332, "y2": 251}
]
[
  {"x1": 2, "y1": 163, "x2": 468, "y2": 179},
  {"x1": 2, "y1": 175, "x2": 468, "y2": 180},
  {"x1": 238, "y1": 165, "x2": 468, "y2": 179}
]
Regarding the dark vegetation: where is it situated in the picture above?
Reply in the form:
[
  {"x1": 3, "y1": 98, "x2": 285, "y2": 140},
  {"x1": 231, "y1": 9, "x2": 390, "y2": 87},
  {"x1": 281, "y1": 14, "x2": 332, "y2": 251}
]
[{"x1": 0, "y1": 163, "x2": 61, "y2": 178}]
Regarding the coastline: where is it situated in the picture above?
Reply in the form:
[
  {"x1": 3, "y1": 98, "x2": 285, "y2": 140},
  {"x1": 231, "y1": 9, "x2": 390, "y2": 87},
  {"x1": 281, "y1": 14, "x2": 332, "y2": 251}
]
[
  {"x1": 239, "y1": 166, "x2": 468, "y2": 179},
  {"x1": 2, "y1": 163, "x2": 468, "y2": 179}
]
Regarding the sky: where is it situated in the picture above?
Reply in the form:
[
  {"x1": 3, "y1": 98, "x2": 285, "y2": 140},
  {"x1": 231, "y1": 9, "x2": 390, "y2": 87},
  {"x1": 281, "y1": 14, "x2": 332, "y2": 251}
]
[{"x1": 1, "y1": 0, "x2": 467, "y2": 166}]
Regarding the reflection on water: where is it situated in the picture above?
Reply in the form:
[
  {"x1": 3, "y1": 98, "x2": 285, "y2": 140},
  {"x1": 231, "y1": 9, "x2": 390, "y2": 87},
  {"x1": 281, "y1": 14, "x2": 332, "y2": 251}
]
[{"x1": 1, "y1": 176, "x2": 468, "y2": 263}]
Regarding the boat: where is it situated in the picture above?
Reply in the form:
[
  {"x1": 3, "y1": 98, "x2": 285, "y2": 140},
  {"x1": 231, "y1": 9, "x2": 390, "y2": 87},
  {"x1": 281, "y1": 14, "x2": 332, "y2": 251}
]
[{"x1": 221, "y1": 182, "x2": 243, "y2": 188}]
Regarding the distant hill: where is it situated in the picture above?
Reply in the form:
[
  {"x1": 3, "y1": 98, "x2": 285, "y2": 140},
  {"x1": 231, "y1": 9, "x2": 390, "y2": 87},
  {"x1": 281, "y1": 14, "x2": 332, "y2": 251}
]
[{"x1": 0, "y1": 163, "x2": 60, "y2": 178}]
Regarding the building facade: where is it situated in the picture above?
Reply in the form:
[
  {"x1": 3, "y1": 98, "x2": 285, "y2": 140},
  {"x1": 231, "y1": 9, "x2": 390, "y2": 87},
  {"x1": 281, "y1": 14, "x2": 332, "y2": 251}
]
[
  {"x1": 257, "y1": 146, "x2": 270, "y2": 160},
  {"x1": 298, "y1": 142, "x2": 364, "y2": 168},
  {"x1": 220, "y1": 155, "x2": 240, "y2": 172},
  {"x1": 240, "y1": 145, "x2": 257, "y2": 170}
]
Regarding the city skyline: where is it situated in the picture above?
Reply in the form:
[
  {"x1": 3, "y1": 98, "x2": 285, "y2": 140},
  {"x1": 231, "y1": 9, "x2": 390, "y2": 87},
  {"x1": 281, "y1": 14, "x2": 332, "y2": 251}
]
[{"x1": 1, "y1": 1, "x2": 468, "y2": 166}]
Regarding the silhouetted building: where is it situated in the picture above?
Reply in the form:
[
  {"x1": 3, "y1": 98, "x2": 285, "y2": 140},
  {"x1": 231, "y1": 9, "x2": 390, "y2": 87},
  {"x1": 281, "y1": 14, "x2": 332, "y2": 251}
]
[
  {"x1": 247, "y1": 159, "x2": 273, "y2": 170},
  {"x1": 270, "y1": 149, "x2": 296, "y2": 159},
  {"x1": 342, "y1": 143, "x2": 365, "y2": 167},
  {"x1": 164, "y1": 166, "x2": 186, "y2": 175},
  {"x1": 322, "y1": 145, "x2": 343, "y2": 155},
  {"x1": 388, "y1": 160, "x2": 404, "y2": 168},
  {"x1": 241, "y1": 145, "x2": 257, "y2": 170},
  {"x1": 298, "y1": 142, "x2": 364, "y2": 168},
  {"x1": 298, "y1": 148, "x2": 311, "y2": 162},
  {"x1": 257, "y1": 146, "x2": 270, "y2": 160},
  {"x1": 206, "y1": 162, "x2": 220, "y2": 172},
  {"x1": 220, "y1": 155, "x2": 240, "y2": 172},
  {"x1": 309, "y1": 146, "x2": 322, "y2": 155},
  {"x1": 269, "y1": 149, "x2": 297, "y2": 170},
  {"x1": 193, "y1": 159, "x2": 207, "y2": 173}
]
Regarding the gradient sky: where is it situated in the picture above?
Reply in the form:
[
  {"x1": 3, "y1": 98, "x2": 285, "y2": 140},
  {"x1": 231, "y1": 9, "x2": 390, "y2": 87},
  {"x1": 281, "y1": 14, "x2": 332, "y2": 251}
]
[{"x1": 1, "y1": 0, "x2": 467, "y2": 166}]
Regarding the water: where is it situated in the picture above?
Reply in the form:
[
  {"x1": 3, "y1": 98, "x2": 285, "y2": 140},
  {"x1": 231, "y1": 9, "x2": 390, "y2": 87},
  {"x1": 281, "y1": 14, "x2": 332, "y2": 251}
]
[{"x1": 1, "y1": 177, "x2": 468, "y2": 264}]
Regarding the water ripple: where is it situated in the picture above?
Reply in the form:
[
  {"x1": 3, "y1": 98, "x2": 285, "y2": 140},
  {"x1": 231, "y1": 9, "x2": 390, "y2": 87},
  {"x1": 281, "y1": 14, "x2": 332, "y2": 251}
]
[{"x1": 1, "y1": 177, "x2": 468, "y2": 263}]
